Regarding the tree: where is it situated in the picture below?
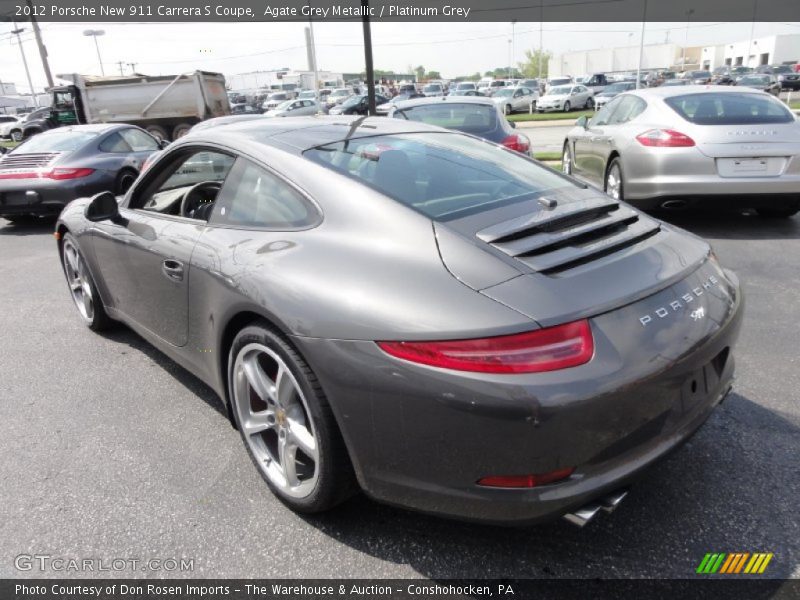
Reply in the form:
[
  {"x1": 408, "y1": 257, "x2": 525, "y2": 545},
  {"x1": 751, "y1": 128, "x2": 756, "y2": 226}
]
[
  {"x1": 426, "y1": 70, "x2": 442, "y2": 80},
  {"x1": 414, "y1": 65, "x2": 426, "y2": 82},
  {"x1": 519, "y1": 48, "x2": 552, "y2": 79}
]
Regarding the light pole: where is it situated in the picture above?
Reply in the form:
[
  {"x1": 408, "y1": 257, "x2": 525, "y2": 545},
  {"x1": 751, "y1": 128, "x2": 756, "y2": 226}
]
[
  {"x1": 508, "y1": 39, "x2": 512, "y2": 78},
  {"x1": 746, "y1": 0, "x2": 758, "y2": 69},
  {"x1": 636, "y1": 0, "x2": 648, "y2": 89},
  {"x1": 83, "y1": 29, "x2": 106, "y2": 75},
  {"x1": 10, "y1": 26, "x2": 39, "y2": 107},
  {"x1": 538, "y1": 1, "x2": 544, "y2": 81},
  {"x1": 681, "y1": 9, "x2": 694, "y2": 72},
  {"x1": 511, "y1": 20, "x2": 516, "y2": 79}
]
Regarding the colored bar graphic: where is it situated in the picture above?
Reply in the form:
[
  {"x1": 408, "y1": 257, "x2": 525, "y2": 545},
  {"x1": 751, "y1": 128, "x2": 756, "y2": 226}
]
[{"x1": 697, "y1": 552, "x2": 772, "y2": 575}]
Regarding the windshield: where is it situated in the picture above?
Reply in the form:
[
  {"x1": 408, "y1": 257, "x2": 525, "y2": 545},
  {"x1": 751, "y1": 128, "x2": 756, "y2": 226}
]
[
  {"x1": 548, "y1": 86, "x2": 571, "y2": 95},
  {"x1": 274, "y1": 100, "x2": 294, "y2": 111},
  {"x1": 691, "y1": 72, "x2": 711, "y2": 78},
  {"x1": 494, "y1": 89, "x2": 514, "y2": 97},
  {"x1": 331, "y1": 90, "x2": 350, "y2": 97},
  {"x1": 665, "y1": 93, "x2": 794, "y2": 125},
  {"x1": 423, "y1": 85, "x2": 442, "y2": 92},
  {"x1": 739, "y1": 76, "x2": 769, "y2": 84},
  {"x1": 299, "y1": 91, "x2": 315, "y2": 99},
  {"x1": 456, "y1": 83, "x2": 475, "y2": 90},
  {"x1": 392, "y1": 103, "x2": 499, "y2": 134},
  {"x1": 269, "y1": 93, "x2": 287, "y2": 101},
  {"x1": 604, "y1": 83, "x2": 632, "y2": 93},
  {"x1": 12, "y1": 130, "x2": 98, "y2": 154},
  {"x1": 303, "y1": 132, "x2": 572, "y2": 220}
]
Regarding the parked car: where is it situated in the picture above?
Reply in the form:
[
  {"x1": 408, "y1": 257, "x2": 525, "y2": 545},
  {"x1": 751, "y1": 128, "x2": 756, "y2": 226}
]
[
  {"x1": 661, "y1": 79, "x2": 693, "y2": 87},
  {"x1": 593, "y1": 81, "x2": 637, "y2": 109},
  {"x1": 736, "y1": 74, "x2": 782, "y2": 96},
  {"x1": 231, "y1": 104, "x2": 261, "y2": 115},
  {"x1": 562, "y1": 87, "x2": 800, "y2": 217},
  {"x1": 264, "y1": 99, "x2": 321, "y2": 117},
  {"x1": 492, "y1": 86, "x2": 540, "y2": 114},
  {"x1": 0, "y1": 114, "x2": 20, "y2": 137},
  {"x1": 0, "y1": 124, "x2": 162, "y2": 222},
  {"x1": 484, "y1": 80, "x2": 508, "y2": 96},
  {"x1": 324, "y1": 88, "x2": 353, "y2": 108},
  {"x1": 297, "y1": 90, "x2": 318, "y2": 100},
  {"x1": 328, "y1": 94, "x2": 390, "y2": 116},
  {"x1": 447, "y1": 90, "x2": 486, "y2": 97},
  {"x1": 546, "y1": 76, "x2": 573, "y2": 91},
  {"x1": 686, "y1": 71, "x2": 713, "y2": 85},
  {"x1": 711, "y1": 66, "x2": 752, "y2": 85},
  {"x1": 388, "y1": 96, "x2": 530, "y2": 154},
  {"x1": 261, "y1": 92, "x2": 292, "y2": 111},
  {"x1": 397, "y1": 84, "x2": 418, "y2": 96},
  {"x1": 537, "y1": 84, "x2": 593, "y2": 112},
  {"x1": 422, "y1": 83, "x2": 446, "y2": 97},
  {"x1": 580, "y1": 73, "x2": 611, "y2": 94},
  {"x1": 375, "y1": 92, "x2": 424, "y2": 115},
  {"x1": 55, "y1": 115, "x2": 742, "y2": 526},
  {"x1": 761, "y1": 65, "x2": 800, "y2": 91},
  {"x1": 0, "y1": 107, "x2": 51, "y2": 142},
  {"x1": 453, "y1": 82, "x2": 477, "y2": 93}
]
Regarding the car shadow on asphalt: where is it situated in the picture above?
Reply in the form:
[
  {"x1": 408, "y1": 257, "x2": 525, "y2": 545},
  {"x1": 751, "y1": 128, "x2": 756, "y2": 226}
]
[
  {"x1": 296, "y1": 392, "x2": 799, "y2": 579},
  {"x1": 651, "y1": 209, "x2": 800, "y2": 241},
  {"x1": 0, "y1": 218, "x2": 57, "y2": 236},
  {"x1": 96, "y1": 326, "x2": 229, "y2": 421}
]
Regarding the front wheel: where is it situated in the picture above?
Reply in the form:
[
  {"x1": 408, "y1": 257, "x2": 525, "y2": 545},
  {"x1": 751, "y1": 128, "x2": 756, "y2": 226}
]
[
  {"x1": 605, "y1": 158, "x2": 625, "y2": 201},
  {"x1": 586, "y1": 97, "x2": 594, "y2": 109},
  {"x1": 229, "y1": 323, "x2": 356, "y2": 513},
  {"x1": 563, "y1": 101, "x2": 571, "y2": 113},
  {"x1": 10, "y1": 130, "x2": 22, "y2": 142},
  {"x1": 504, "y1": 104, "x2": 512, "y2": 115},
  {"x1": 61, "y1": 233, "x2": 112, "y2": 331},
  {"x1": 562, "y1": 143, "x2": 573, "y2": 175}
]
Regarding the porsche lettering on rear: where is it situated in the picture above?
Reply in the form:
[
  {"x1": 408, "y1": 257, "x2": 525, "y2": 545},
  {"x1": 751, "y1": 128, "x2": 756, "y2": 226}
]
[{"x1": 639, "y1": 275, "x2": 719, "y2": 326}]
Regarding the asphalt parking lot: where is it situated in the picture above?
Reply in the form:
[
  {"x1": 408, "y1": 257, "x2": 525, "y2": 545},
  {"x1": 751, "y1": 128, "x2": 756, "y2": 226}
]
[{"x1": 0, "y1": 211, "x2": 798, "y2": 580}]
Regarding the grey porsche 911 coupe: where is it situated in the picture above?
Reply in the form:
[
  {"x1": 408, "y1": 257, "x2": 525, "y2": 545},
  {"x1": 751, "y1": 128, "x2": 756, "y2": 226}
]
[{"x1": 56, "y1": 116, "x2": 742, "y2": 526}]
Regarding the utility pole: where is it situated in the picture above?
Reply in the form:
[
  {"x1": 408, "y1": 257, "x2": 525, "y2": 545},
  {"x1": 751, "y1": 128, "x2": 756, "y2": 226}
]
[
  {"x1": 636, "y1": 0, "x2": 648, "y2": 89},
  {"x1": 27, "y1": 0, "x2": 53, "y2": 89},
  {"x1": 115, "y1": 61, "x2": 125, "y2": 76},
  {"x1": 511, "y1": 20, "x2": 516, "y2": 79},
  {"x1": 538, "y1": 1, "x2": 544, "y2": 80},
  {"x1": 361, "y1": 0, "x2": 376, "y2": 116},
  {"x1": 681, "y1": 9, "x2": 694, "y2": 72},
  {"x1": 10, "y1": 25, "x2": 39, "y2": 107},
  {"x1": 83, "y1": 29, "x2": 106, "y2": 75},
  {"x1": 746, "y1": 0, "x2": 758, "y2": 69},
  {"x1": 127, "y1": 62, "x2": 138, "y2": 74}
]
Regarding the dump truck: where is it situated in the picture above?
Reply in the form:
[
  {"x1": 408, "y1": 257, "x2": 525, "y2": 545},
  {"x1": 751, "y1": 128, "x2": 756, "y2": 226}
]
[{"x1": 21, "y1": 71, "x2": 230, "y2": 141}]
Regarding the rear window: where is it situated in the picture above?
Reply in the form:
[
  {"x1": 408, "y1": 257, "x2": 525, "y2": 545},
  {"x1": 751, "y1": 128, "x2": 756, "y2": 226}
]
[
  {"x1": 664, "y1": 93, "x2": 794, "y2": 125},
  {"x1": 392, "y1": 103, "x2": 499, "y2": 135},
  {"x1": 12, "y1": 131, "x2": 98, "y2": 153},
  {"x1": 303, "y1": 132, "x2": 573, "y2": 220}
]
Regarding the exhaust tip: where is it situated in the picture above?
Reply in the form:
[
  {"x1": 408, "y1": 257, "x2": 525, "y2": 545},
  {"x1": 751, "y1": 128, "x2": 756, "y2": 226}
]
[{"x1": 563, "y1": 489, "x2": 629, "y2": 527}]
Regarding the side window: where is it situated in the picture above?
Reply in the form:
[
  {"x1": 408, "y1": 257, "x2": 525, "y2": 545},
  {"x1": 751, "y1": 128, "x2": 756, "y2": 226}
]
[
  {"x1": 120, "y1": 128, "x2": 159, "y2": 152},
  {"x1": 130, "y1": 149, "x2": 236, "y2": 217},
  {"x1": 209, "y1": 158, "x2": 318, "y2": 229},
  {"x1": 590, "y1": 96, "x2": 624, "y2": 126},
  {"x1": 99, "y1": 133, "x2": 132, "y2": 153},
  {"x1": 607, "y1": 96, "x2": 647, "y2": 125}
]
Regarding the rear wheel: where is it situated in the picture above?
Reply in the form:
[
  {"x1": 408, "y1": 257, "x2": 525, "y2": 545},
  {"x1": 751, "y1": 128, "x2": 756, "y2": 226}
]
[
  {"x1": 229, "y1": 323, "x2": 356, "y2": 513},
  {"x1": 504, "y1": 104, "x2": 512, "y2": 116},
  {"x1": 114, "y1": 169, "x2": 137, "y2": 195},
  {"x1": 171, "y1": 122, "x2": 193, "y2": 139},
  {"x1": 563, "y1": 101, "x2": 571, "y2": 113},
  {"x1": 605, "y1": 158, "x2": 624, "y2": 201},
  {"x1": 61, "y1": 233, "x2": 112, "y2": 331},
  {"x1": 144, "y1": 124, "x2": 169, "y2": 142},
  {"x1": 10, "y1": 129, "x2": 22, "y2": 142},
  {"x1": 586, "y1": 97, "x2": 594, "y2": 109}
]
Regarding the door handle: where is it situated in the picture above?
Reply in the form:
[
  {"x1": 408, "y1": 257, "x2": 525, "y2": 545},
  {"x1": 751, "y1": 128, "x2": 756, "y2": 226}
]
[{"x1": 162, "y1": 259, "x2": 184, "y2": 281}]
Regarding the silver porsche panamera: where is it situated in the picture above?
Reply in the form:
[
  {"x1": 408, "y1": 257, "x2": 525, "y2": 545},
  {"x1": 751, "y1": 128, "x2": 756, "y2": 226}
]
[{"x1": 56, "y1": 116, "x2": 742, "y2": 526}]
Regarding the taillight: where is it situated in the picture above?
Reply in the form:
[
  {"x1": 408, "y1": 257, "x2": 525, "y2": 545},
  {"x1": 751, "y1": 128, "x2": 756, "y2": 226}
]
[
  {"x1": 501, "y1": 133, "x2": 531, "y2": 154},
  {"x1": 47, "y1": 168, "x2": 95, "y2": 180},
  {"x1": 376, "y1": 320, "x2": 594, "y2": 374},
  {"x1": 0, "y1": 168, "x2": 94, "y2": 180},
  {"x1": 477, "y1": 468, "x2": 575, "y2": 488},
  {"x1": 636, "y1": 129, "x2": 695, "y2": 147}
]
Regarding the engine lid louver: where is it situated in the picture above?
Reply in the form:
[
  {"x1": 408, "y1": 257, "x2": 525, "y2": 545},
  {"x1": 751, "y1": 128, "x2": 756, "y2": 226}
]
[
  {"x1": 477, "y1": 197, "x2": 661, "y2": 274},
  {"x1": 0, "y1": 152, "x2": 62, "y2": 170}
]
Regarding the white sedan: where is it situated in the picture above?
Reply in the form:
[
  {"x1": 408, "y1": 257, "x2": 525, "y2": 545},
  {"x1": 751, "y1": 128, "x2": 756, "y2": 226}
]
[{"x1": 538, "y1": 84, "x2": 594, "y2": 112}]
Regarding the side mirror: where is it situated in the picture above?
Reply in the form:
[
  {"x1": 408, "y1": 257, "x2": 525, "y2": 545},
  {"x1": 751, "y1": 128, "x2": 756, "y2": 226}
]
[
  {"x1": 576, "y1": 115, "x2": 589, "y2": 128},
  {"x1": 85, "y1": 191, "x2": 120, "y2": 222}
]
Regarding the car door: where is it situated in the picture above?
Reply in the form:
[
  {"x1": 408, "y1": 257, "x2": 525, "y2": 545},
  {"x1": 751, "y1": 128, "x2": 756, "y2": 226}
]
[
  {"x1": 118, "y1": 127, "x2": 160, "y2": 172},
  {"x1": 586, "y1": 95, "x2": 647, "y2": 183},
  {"x1": 90, "y1": 147, "x2": 236, "y2": 346},
  {"x1": 571, "y1": 95, "x2": 624, "y2": 181}
]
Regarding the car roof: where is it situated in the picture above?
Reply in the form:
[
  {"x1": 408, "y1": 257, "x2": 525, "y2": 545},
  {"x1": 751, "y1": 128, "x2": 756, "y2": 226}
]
[
  {"x1": 390, "y1": 96, "x2": 497, "y2": 110},
  {"x1": 181, "y1": 115, "x2": 454, "y2": 154},
  {"x1": 626, "y1": 85, "x2": 772, "y2": 99},
  {"x1": 38, "y1": 123, "x2": 129, "y2": 134}
]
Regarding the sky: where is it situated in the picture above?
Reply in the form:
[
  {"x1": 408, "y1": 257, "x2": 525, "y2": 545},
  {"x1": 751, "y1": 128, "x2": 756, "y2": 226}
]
[{"x1": 1, "y1": 20, "x2": 799, "y2": 92}]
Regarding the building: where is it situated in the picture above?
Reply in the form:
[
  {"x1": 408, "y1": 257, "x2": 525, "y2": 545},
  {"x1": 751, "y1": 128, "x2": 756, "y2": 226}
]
[
  {"x1": 719, "y1": 34, "x2": 800, "y2": 68},
  {"x1": 227, "y1": 70, "x2": 344, "y2": 93},
  {"x1": 548, "y1": 43, "x2": 701, "y2": 78}
]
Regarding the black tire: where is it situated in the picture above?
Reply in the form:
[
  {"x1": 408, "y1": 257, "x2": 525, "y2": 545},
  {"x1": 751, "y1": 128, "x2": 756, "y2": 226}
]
[
  {"x1": 504, "y1": 104, "x2": 513, "y2": 116},
  {"x1": 756, "y1": 206, "x2": 799, "y2": 218},
  {"x1": 171, "y1": 123, "x2": 193, "y2": 139},
  {"x1": 144, "y1": 124, "x2": 169, "y2": 142},
  {"x1": 10, "y1": 129, "x2": 22, "y2": 142},
  {"x1": 586, "y1": 97, "x2": 594, "y2": 109},
  {"x1": 605, "y1": 157, "x2": 625, "y2": 201},
  {"x1": 114, "y1": 168, "x2": 138, "y2": 195},
  {"x1": 563, "y1": 101, "x2": 571, "y2": 113},
  {"x1": 228, "y1": 322, "x2": 356, "y2": 513},
  {"x1": 562, "y1": 143, "x2": 573, "y2": 175},
  {"x1": 60, "y1": 233, "x2": 113, "y2": 332}
]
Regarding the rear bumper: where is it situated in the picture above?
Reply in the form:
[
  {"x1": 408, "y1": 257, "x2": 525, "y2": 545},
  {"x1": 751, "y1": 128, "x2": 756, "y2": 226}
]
[
  {"x1": 0, "y1": 174, "x2": 111, "y2": 217},
  {"x1": 293, "y1": 260, "x2": 743, "y2": 525},
  {"x1": 629, "y1": 193, "x2": 800, "y2": 211}
]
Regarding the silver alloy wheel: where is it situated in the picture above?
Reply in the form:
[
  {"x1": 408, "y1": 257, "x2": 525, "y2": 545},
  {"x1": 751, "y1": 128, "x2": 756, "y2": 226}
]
[
  {"x1": 62, "y1": 239, "x2": 94, "y2": 322},
  {"x1": 233, "y1": 343, "x2": 319, "y2": 498},
  {"x1": 11, "y1": 130, "x2": 22, "y2": 142},
  {"x1": 562, "y1": 145, "x2": 572, "y2": 175},
  {"x1": 606, "y1": 163, "x2": 622, "y2": 200}
]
